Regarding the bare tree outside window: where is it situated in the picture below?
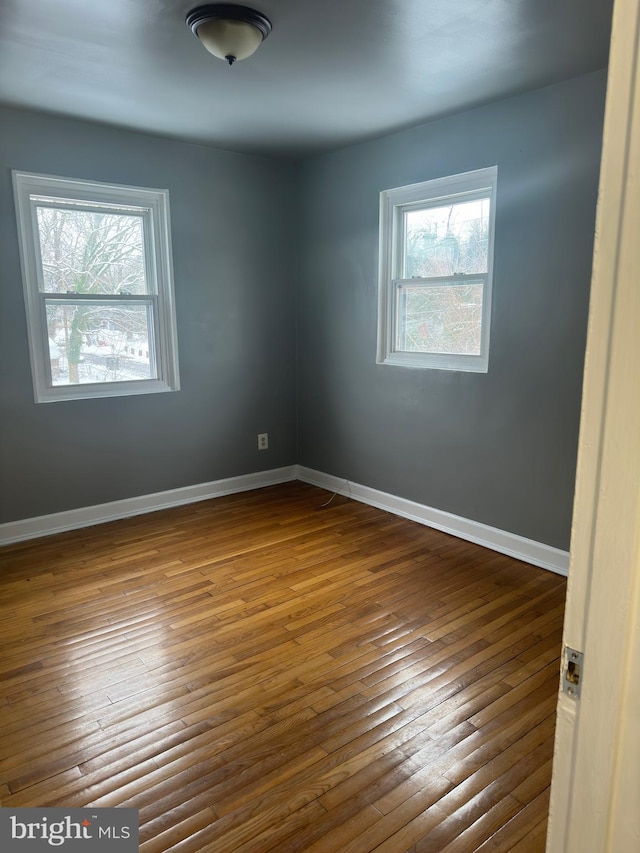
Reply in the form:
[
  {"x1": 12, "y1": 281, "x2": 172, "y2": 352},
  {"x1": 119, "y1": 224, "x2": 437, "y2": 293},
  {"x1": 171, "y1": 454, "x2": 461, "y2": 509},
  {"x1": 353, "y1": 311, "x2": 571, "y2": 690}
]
[
  {"x1": 401, "y1": 199, "x2": 489, "y2": 355},
  {"x1": 36, "y1": 206, "x2": 154, "y2": 385}
]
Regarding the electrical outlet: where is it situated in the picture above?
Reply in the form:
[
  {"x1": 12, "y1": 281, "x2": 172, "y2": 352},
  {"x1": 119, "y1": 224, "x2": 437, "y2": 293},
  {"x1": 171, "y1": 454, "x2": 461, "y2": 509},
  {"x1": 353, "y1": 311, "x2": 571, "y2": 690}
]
[{"x1": 257, "y1": 433, "x2": 268, "y2": 450}]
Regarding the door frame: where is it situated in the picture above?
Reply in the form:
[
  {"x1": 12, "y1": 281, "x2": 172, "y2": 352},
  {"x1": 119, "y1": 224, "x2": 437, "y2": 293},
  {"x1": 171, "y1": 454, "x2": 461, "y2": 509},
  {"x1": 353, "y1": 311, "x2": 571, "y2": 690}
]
[{"x1": 546, "y1": 0, "x2": 640, "y2": 848}]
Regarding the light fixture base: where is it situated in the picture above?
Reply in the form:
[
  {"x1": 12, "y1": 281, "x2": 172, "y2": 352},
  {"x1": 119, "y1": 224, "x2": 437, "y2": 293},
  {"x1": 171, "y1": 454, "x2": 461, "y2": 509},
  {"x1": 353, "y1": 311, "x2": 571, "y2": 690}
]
[{"x1": 186, "y1": 5, "x2": 272, "y2": 42}]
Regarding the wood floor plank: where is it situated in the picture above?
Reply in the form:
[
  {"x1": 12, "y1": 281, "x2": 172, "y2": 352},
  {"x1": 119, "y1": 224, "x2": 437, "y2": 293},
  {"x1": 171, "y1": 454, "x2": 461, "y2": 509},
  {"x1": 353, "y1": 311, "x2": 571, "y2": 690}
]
[
  {"x1": 493, "y1": 813, "x2": 549, "y2": 852},
  {"x1": 472, "y1": 789, "x2": 551, "y2": 852},
  {"x1": 0, "y1": 482, "x2": 565, "y2": 850}
]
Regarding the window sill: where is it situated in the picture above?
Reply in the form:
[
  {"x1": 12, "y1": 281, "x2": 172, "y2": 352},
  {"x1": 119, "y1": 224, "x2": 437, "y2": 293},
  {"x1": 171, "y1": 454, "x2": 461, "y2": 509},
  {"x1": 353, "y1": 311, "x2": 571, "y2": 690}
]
[{"x1": 378, "y1": 351, "x2": 489, "y2": 372}]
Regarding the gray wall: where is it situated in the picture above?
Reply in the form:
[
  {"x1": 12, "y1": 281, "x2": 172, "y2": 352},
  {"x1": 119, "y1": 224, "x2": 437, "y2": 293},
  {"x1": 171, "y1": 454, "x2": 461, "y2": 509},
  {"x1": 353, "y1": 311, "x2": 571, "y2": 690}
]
[
  {"x1": 0, "y1": 71, "x2": 607, "y2": 549},
  {"x1": 296, "y1": 70, "x2": 607, "y2": 550},
  {"x1": 0, "y1": 107, "x2": 297, "y2": 523}
]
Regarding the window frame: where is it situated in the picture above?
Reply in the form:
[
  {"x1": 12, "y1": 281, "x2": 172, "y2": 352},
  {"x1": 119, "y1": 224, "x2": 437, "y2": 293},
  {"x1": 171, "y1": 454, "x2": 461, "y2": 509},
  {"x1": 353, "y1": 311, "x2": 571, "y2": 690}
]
[
  {"x1": 12, "y1": 171, "x2": 180, "y2": 403},
  {"x1": 377, "y1": 166, "x2": 498, "y2": 372}
]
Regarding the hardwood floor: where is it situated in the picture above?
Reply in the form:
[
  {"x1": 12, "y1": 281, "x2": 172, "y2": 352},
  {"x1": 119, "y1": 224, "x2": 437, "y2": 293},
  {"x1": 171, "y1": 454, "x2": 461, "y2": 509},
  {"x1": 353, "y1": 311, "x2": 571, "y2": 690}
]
[{"x1": 0, "y1": 482, "x2": 566, "y2": 852}]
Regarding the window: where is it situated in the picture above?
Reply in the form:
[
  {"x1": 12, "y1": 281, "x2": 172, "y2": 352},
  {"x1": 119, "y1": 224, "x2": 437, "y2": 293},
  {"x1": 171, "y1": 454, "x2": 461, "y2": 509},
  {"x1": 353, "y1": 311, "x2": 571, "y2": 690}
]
[
  {"x1": 377, "y1": 166, "x2": 497, "y2": 372},
  {"x1": 13, "y1": 171, "x2": 180, "y2": 402}
]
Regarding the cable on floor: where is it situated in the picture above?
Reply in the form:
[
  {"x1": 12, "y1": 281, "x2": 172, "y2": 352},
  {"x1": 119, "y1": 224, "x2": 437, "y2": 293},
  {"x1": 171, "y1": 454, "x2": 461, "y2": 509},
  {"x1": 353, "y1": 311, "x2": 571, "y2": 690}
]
[{"x1": 319, "y1": 479, "x2": 351, "y2": 508}]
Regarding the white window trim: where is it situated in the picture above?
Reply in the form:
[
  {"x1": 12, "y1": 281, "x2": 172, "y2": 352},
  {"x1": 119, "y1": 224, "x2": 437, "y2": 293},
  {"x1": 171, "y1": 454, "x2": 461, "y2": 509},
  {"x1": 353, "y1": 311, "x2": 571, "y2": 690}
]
[
  {"x1": 13, "y1": 171, "x2": 180, "y2": 403},
  {"x1": 377, "y1": 166, "x2": 498, "y2": 372}
]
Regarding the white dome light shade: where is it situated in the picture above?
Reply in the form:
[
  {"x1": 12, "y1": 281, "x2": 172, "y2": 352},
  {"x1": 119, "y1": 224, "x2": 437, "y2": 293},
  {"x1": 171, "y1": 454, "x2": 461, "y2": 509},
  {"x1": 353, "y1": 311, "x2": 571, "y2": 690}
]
[
  {"x1": 186, "y1": 5, "x2": 272, "y2": 65},
  {"x1": 196, "y1": 19, "x2": 262, "y2": 62}
]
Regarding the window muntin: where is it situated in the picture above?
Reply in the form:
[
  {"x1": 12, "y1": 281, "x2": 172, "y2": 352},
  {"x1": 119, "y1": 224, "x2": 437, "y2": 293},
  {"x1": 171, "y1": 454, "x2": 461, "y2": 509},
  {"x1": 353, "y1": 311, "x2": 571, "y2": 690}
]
[
  {"x1": 13, "y1": 172, "x2": 180, "y2": 402},
  {"x1": 378, "y1": 167, "x2": 497, "y2": 371}
]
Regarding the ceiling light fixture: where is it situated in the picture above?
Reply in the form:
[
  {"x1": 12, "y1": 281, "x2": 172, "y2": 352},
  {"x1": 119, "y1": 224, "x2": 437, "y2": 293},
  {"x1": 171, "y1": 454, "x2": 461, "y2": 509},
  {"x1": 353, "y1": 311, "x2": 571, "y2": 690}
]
[{"x1": 186, "y1": 4, "x2": 272, "y2": 65}]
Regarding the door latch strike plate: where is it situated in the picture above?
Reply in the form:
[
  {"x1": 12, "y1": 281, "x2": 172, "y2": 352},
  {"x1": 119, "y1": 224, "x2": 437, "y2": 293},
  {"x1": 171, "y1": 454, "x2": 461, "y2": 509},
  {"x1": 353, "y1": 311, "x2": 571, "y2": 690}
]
[{"x1": 562, "y1": 646, "x2": 583, "y2": 699}]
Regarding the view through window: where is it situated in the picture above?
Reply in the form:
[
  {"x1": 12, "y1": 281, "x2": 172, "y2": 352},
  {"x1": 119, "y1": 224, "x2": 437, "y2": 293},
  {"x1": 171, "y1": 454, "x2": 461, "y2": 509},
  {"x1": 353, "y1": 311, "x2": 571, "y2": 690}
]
[
  {"x1": 378, "y1": 167, "x2": 497, "y2": 372},
  {"x1": 13, "y1": 172, "x2": 180, "y2": 402}
]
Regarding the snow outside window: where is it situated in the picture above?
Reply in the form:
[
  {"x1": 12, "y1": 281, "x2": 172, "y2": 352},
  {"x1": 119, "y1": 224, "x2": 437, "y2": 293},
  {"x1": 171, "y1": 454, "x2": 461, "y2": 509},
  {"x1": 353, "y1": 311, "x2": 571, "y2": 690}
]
[{"x1": 13, "y1": 172, "x2": 180, "y2": 402}]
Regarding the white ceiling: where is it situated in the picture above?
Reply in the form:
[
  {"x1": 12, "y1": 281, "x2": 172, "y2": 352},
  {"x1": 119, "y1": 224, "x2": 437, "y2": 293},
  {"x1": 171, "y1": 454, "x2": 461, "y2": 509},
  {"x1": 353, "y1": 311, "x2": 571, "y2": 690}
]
[{"x1": 0, "y1": 0, "x2": 613, "y2": 158}]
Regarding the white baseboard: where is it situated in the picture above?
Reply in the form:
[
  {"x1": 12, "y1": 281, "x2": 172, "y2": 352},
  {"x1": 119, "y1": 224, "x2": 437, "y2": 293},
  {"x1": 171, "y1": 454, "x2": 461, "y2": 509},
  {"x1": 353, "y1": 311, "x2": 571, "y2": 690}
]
[
  {"x1": 296, "y1": 466, "x2": 569, "y2": 576},
  {"x1": 0, "y1": 464, "x2": 570, "y2": 576},
  {"x1": 0, "y1": 466, "x2": 298, "y2": 546}
]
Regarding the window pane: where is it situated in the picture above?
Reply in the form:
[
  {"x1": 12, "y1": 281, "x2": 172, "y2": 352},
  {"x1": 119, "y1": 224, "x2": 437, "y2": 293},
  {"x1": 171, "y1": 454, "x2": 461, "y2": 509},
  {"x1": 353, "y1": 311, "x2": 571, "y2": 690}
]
[
  {"x1": 45, "y1": 302, "x2": 155, "y2": 385},
  {"x1": 36, "y1": 207, "x2": 148, "y2": 295},
  {"x1": 404, "y1": 197, "x2": 490, "y2": 278},
  {"x1": 397, "y1": 282, "x2": 484, "y2": 355}
]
